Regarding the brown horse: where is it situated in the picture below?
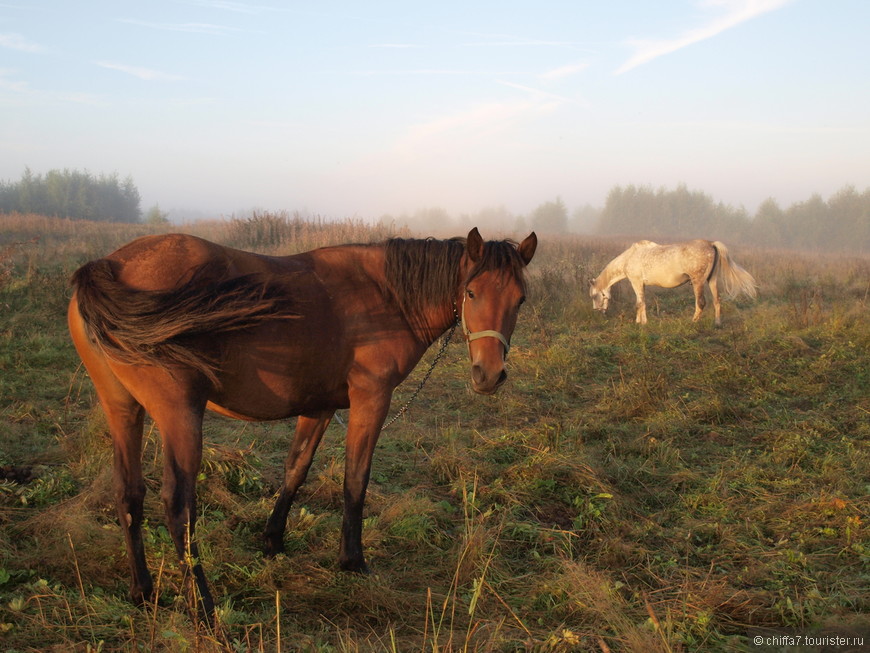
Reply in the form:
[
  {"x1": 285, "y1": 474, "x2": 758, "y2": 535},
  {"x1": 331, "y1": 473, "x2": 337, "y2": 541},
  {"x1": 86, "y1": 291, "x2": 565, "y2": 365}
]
[{"x1": 68, "y1": 227, "x2": 536, "y2": 615}]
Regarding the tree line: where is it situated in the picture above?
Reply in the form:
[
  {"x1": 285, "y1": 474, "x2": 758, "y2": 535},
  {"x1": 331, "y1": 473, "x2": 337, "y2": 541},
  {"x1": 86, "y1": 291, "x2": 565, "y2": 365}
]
[
  {"x1": 2, "y1": 167, "x2": 866, "y2": 252},
  {"x1": 381, "y1": 185, "x2": 868, "y2": 253},
  {"x1": 0, "y1": 168, "x2": 142, "y2": 223},
  {"x1": 596, "y1": 184, "x2": 869, "y2": 253}
]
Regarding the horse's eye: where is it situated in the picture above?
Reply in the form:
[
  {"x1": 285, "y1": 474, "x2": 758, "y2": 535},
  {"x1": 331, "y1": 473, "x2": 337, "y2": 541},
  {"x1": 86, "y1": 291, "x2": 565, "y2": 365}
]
[
  {"x1": 466, "y1": 289, "x2": 475, "y2": 299},
  {"x1": 519, "y1": 296, "x2": 526, "y2": 306}
]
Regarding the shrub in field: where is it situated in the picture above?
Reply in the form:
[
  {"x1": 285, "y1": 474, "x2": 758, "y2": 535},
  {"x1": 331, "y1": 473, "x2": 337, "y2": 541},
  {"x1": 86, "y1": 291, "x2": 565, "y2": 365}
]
[{"x1": 222, "y1": 210, "x2": 409, "y2": 254}]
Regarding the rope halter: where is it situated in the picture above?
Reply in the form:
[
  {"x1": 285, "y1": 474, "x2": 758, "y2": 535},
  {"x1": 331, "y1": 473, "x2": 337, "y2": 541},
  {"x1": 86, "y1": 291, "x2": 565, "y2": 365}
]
[{"x1": 460, "y1": 291, "x2": 510, "y2": 359}]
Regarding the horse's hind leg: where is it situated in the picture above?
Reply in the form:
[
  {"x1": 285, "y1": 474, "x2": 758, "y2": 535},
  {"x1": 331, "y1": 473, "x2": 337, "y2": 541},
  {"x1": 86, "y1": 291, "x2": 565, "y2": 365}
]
[
  {"x1": 691, "y1": 278, "x2": 707, "y2": 322},
  {"x1": 263, "y1": 411, "x2": 334, "y2": 557},
  {"x1": 93, "y1": 392, "x2": 153, "y2": 605},
  {"x1": 69, "y1": 303, "x2": 152, "y2": 604},
  {"x1": 708, "y1": 275, "x2": 722, "y2": 326},
  {"x1": 108, "y1": 403, "x2": 151, "y2": 604},
  {"x1": 159, "y1": 417, "x2": 214, "y2": 616},
  {"x1": 145, "y1": 379, "x2": 214, "y2": 617}
]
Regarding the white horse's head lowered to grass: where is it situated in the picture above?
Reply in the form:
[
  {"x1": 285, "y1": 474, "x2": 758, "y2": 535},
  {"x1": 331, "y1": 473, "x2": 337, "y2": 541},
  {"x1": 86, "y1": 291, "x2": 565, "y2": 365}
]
[{"x1": 589, "y1": 279, "x2": 611, "y2": 313}]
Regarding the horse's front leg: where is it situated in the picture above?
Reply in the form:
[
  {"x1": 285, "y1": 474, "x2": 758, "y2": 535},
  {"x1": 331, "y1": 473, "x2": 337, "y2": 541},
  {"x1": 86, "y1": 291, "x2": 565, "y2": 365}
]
[
  {"x1": 263, "y1": 411, "x2": 334, "y2": 557},
  {"x1": 339, "y1": 386, "x2": 392, "y2": 573},
  {"x1": 631, "y1": 280, "x2": 647, "y2": 324}
]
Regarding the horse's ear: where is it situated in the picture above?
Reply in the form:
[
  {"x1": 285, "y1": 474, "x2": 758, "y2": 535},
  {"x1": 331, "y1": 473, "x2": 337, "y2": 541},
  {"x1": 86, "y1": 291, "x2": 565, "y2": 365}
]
[
  {"x1": 518, "y1": 232, "x2": 537, "y2": 266},
  {"x1": 466, "y1": 227, "x2": 484, "y2": 262}
]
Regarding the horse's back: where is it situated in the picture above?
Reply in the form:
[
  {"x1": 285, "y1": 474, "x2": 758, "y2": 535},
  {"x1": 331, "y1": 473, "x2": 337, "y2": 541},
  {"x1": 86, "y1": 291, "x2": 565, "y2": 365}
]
[
  {"x1": 624, "y1": 239, "x2": 716, "y2": 287},
  {"x1": 101, "y1": 233, "x2": 279, "y2": 291},
  {"x1": 644, "y1": 239, "x2": 714, "y2": 262}
]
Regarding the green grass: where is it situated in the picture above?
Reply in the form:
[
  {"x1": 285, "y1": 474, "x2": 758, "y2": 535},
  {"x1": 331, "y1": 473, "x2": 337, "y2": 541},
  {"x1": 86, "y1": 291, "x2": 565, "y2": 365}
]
[{"x1": 1, "y1": 215, "x2": 868, "y2": 651}]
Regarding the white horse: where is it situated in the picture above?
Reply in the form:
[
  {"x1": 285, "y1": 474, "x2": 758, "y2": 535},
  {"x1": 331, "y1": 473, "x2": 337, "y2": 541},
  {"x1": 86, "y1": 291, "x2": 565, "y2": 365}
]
[{"x1": 590, "y1": 239, "x2": 757, "y2": 326}]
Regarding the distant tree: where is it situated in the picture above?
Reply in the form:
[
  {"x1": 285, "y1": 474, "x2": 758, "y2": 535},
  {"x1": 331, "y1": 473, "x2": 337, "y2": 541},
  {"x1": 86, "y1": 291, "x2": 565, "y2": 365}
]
[
  {"x1": 754, "y1": 186, "x2": 870, "y2": 251},
  {"x1": 530, "y1": 197, "x2": 568, "y2": 233},
  {"x1": 823, "y1": 185, "x2": 870, "y2": 252},
  {"x1": 597, "y1": 184, "x2": 751, "y2": 242},
  {"x1": 597, "y1": 184, "x2": 658, "y2": 235},
  {"x1": 0, "y1": 168, "x2": 141, "y2": 222},
  {"x1": 389, "y1": 207, "x2": 454, "y2": 234},
  {"x1": 594, "y1": 182, "x2": 869, "y2": 251},
  {"x1": 460, "y1": 205, "x2": 515, "y2": 234},
  {"x1": 570, "y1": 203, "x2": 600, "y2": 233},
  {"x1": 513, "y1": 214, "x2": 529, "y2": 234},
  {"x1": 783, "y1": 194, "x2": 827, "y2": 250},
  {"x1": 751, "y1": 198, "x2": 786, "y2": 247},
  {"x1": 144, "y1": 204, "x2": 170, "y2": 225}
]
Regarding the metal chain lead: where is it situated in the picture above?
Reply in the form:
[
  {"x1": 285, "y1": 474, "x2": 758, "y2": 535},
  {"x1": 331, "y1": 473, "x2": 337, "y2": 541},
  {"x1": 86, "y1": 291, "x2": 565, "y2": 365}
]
[{"x1": 380, "y1": 316, "x2": 460, "y2": 432}]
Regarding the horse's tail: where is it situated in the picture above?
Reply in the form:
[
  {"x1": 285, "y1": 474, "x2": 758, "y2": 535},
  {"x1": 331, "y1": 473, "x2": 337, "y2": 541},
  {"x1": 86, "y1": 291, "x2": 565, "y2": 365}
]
[
  {"x1": 711, "y1": 241, "x2": 758, "y2": 300},
  {"x1": 70, "y1": 258, "x2": 298, "y2": 384}
]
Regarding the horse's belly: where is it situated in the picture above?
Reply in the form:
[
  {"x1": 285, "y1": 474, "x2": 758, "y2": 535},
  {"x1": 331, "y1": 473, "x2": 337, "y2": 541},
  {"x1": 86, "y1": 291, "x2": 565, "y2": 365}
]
[
  {"x1": 207, "y1": 328, "x2": 351, "y2": 420},
  {"x1": 208, "y1": 370, "x2": 350, "y2": 420},
  {"x1": 646, "y1": 271, "x2": 690, "y2": 288},
  {"x1": 207, "y1": 388, "x2": 347, "y2": 421}
]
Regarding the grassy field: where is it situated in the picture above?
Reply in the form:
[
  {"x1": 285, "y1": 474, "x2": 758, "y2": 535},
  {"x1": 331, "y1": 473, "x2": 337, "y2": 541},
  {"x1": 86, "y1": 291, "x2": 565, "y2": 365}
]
[{"x1": 0, "y1": 213, "x2": 868, "y2": 652}]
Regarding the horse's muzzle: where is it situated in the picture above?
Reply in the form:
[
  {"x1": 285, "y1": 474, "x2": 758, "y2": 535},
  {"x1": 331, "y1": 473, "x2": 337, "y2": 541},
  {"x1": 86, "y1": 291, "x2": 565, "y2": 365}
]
[{"x1": 471, "y1": 364, "x2": 508, "y2": 395}]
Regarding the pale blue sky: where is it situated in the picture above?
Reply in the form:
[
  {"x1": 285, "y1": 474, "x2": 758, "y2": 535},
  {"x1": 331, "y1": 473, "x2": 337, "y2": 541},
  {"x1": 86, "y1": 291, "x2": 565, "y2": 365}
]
[{"x1": 1, "y1": 0, "x2": 868, "y2": 221}]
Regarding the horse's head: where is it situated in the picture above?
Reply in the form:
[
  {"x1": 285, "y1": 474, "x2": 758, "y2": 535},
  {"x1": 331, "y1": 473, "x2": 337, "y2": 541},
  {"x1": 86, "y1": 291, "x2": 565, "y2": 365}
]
[
  {"x1": 459, "y1": 228, "x2": 537, "y2": 395},
  {"x1": 590, "y1": 280, "x2": 610, "y2": 313}
]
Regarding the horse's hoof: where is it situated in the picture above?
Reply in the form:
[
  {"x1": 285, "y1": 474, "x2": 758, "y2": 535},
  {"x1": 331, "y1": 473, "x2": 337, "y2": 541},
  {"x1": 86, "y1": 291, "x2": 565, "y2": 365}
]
[
  {"x1": 339, "y1": 559, "x2": 371, "y2": 575},
  {"x1": 262, "y1": 537, "x2": 285, "y2": 559},
  {"x1": 130, "y1": 587, "x2": 155, "y2": 607}
]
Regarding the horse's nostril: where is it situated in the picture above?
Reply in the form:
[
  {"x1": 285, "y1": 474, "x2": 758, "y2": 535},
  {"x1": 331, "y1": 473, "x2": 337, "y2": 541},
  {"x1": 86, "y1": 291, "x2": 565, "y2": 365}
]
[{"x1": 471, "y1": 365, "x2": 507, "y2": 393}]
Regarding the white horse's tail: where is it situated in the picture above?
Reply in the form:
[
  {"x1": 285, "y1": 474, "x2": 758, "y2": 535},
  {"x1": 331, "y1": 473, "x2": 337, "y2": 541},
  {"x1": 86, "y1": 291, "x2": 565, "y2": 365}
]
[{"x1": 712, "y1": 241, "x2": 758, "y2": 300}]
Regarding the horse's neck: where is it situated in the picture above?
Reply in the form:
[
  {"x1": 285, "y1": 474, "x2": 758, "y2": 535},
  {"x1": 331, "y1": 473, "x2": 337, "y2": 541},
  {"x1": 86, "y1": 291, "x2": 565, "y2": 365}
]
[
  {"x1": 595, "y1": 256, "x2": 627, "y2": 290},
  {"x1": 416, "y1": 302, "x2": 458, "y2": 344}
]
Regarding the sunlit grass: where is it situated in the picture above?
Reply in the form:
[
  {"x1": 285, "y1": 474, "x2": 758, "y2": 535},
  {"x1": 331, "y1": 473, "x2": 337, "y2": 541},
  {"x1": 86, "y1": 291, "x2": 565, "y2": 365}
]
[{"x1": 0, "y1": 213, "x2": 867, "y2": 650}]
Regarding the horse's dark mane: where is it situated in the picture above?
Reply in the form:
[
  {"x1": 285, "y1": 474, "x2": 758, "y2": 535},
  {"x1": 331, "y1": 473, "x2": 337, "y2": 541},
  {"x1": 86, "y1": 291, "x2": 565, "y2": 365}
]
[
  {"x1": 384, "y1": 236, "x2": 528, "y2": 326},
  {"x1": 384, "y1": 237, "x2": 465, "y2": 323}
]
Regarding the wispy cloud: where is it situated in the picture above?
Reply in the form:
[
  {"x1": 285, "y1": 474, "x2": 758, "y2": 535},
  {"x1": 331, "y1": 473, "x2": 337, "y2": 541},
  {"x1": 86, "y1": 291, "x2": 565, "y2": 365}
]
[
  {"x1": 368, "y1": 43, "x2": 422, "y2": 49},
  {"x1": 185, "y1": 0, "x2": 268, "y2": 13},
  {"x1": 0, "y1": 68, "x2": 29, "y2": 92},
  {"x1": 96, "y1": 62, "x2": 186, "y2": 82},
  {"x1": 464, "y1": 37, "x2": 580, "y2": 48},
  {"x1": 117, "y1": 18, "x2": 239, "y2": 36},
  {"x1": 0, "y1": 69, "x2": 104, "y2": 105},
  {"x1": 393, "y1": 97, "x2": 564, "y2": 160},
  {"x1": 351, "y1": 68, "x2": 521, "y2": 77},
  {"x1": 457, "y1": 30, "x2": 580, "y2": 47},
  {"x1": 615, "y1": 0, "x2": 795, "y2": 75},
  {"x1": 0, "y1": 32, "x2": 47, "y2": 53},
  {"x1": 540, "y1": 62, "x2": 590, "y2": 81},
  {"x1": 498, "y1": 81, "x2": 589, "y2": 108}
]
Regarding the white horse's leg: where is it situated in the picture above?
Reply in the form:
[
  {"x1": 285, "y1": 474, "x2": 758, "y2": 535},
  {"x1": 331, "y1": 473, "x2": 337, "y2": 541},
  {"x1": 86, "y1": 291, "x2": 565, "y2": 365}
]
[
  {"x1": 631, "y1": 280, "x2": 647, "y2": 324},
  {"x1": 691, "y1": 278, "x2": 707, "y2": 322},
  {"x1": 708, "y1": 274, "x2": 722, "y2": 326}
]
